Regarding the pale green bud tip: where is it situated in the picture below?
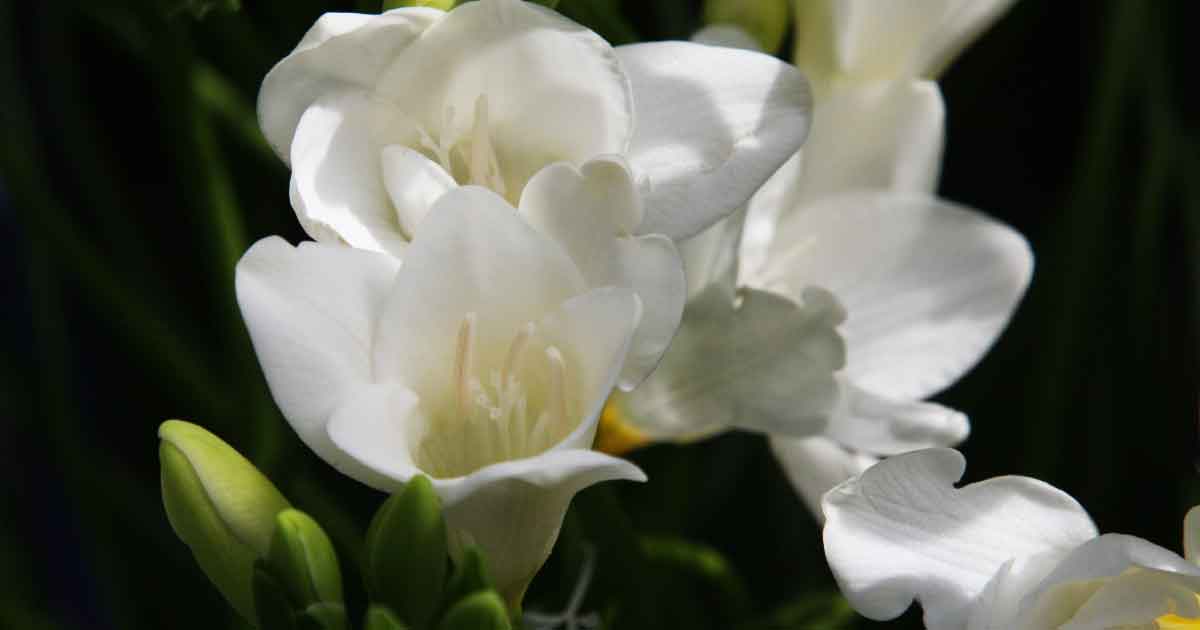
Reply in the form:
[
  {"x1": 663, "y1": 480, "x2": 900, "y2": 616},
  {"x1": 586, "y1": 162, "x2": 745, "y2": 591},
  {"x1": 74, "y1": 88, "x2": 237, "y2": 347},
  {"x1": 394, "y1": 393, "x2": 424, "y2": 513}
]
[
  {"x1": 381, "y1": 0, "x2": 456, "y2": 11},
  {"x1": 438, "y1": 591, "x2": 512, "y2": 630},
  {"x1": 703, "y1": 0, "x2": 789, "y2": 53},
  {"x1": 268, "y1": 509, "x2": 345, "y2": 609},
  {"x1": 158, "y1": 419, "x2": 291, "y2": 622},
  {"x1": 158, "y1": 419, "x2": 290, "y2": 554}
]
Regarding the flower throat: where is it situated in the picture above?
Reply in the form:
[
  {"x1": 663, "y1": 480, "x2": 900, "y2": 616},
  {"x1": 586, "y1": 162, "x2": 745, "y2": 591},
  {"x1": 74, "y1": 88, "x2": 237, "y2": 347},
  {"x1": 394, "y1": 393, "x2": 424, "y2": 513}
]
[
  {"x1": 416, "y1": 313, "x2": 574, "y2": 478},
  {"x1": 413, "y1": 94, "x2": 508, "y2": 198}
]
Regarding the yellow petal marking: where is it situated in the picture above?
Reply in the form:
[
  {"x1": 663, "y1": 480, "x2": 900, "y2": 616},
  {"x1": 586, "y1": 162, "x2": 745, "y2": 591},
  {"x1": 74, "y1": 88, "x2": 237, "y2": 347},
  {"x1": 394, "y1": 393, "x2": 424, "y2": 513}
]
[
  {"x1": 1157, "y1": 594, "x2": 1200, "y2": 628},
  {"x1": 594, "y1": 399, "x2": 652, "y2": 455}
]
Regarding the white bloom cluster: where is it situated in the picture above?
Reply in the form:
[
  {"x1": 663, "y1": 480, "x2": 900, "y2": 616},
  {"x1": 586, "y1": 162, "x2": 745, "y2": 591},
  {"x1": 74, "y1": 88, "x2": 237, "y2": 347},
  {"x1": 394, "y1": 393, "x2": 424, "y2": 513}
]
[{"x1": 238, "y1": 0, "x2": 1041, "y2": 610}]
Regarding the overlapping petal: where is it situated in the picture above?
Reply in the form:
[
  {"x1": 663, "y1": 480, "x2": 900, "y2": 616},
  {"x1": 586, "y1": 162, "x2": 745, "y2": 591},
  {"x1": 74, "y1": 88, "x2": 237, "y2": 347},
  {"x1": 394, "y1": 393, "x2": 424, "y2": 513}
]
[
  {"x1": 792, "y1": 0, "x2": 1018, "y2": 83},
  {"x1": 822, "y1": 448, "x2": 1097, "y2": 630},
  {"x1": 824, "y1": 378, "x2": 969, "y2": 456},
  {"x1": 521, "y1": 156, "x2": 684, "y2": 389},
  {"x1": 372, "y1": 186, "x2": 587, "y2": 398},
  {"x1": 757, "y1": 191, "x2": 1033, "y2": 401},
  {"x1": 259, "y1": 8, "x2": 444, "y2": 162},
  {"x1": 235, "y1": 237, "x2": 400, "y2": 469},
  {"x1": 1030, "y1": 568, "x2": 1200, "y2": 630},
  {"x1": 290, "y1": 91, "x2": 415, "y2": 256},
  {"x1": 612, "y1": 286, "x2": 845, "y2": 440},
  {"x1": 375, "y1": 0, "x2": 634, "y2": 198},
  {"x1": 380, "y1": 146, "x2": 456, "y2": 239},
  {"x1": 617, "y1": 41, "x2": 813, "y2": 239}
]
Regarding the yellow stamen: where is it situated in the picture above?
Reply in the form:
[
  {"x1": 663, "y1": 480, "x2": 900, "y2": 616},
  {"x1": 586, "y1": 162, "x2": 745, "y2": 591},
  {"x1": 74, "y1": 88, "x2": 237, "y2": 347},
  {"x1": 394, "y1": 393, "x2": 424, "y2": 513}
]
[
  {"x1": 594, "y1": 399, "x2": 652, "y2": 455},
  {"x1": 1157, "y1": 613, "x2": 1200, "y2": 629},
  {"x1": 1157, "y1": 594, "x2": 1200, "y2": 628}
]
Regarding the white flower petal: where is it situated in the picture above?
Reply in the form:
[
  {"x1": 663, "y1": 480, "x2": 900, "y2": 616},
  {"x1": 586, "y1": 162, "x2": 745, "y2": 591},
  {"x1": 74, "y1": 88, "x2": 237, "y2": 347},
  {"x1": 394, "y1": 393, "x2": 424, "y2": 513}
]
[
  {"x1": 691, "y1": 25, "x2": 761, "y2": 51},
  {"x1": 1185, "y1": 505, "x2": 1200, "y2": 564},
  {"x1": 679, "y1": 209, "x2": 746, "y2": 301},
  {"x1": 825, "y1": 377, "x2": 969, "y2": 456},
  {"x1": 290, "y1": 91, "x2": 414, "y2": 256},
  {"x1": 380, "y1": 146, "x2": 456, "y2": 240},
  {"x1": 1030, "y1": 534, "x2": 1200, "y2": 599},
  {"x1": 325, "y1": 382, "x2": 425, "y2": 491},
  {"x1": 372, "y1": 186, "x2": 586, "y2": 399},
  {"x1": 793, "y1": 0, "x2": 1018, "y2": 82},
  {"x1": 235, "y1": 237, "x2": 400, "y2": 471},
  {"x1": 759, "y1": 191, "x2": 1033, "y2": 401},
  {"x1": 966, "y1": 551, "x2": 1071, "y2": 630},
  {"x1": 740, "y1": 81, "x2": 944, "y2": 287},
  {"x1": 327, "y1": 384, "x2": 645, "y2": 604},
  {"x1": 768, "y1": 435, "x2": 876, "y2": 521},
  {"x1": 375, "y1": 0, "x2": 633, "y2": 198},
  {"x1": 1007, "y1": 533, "x2": 1200, "y2": 629},
  {"x1": 804, "y1": 80, "x2": 945, "y2": 203},
  {"x1": 617, "y1": 41, "x2": 813, "y2": 239},
  {"x1": 259, "y1": 8, "x2": 444, "y2": 162},
  {"x1": 534, "y1": 287, "x2": 642, "y2": 447},
  {"x1": 1049, "y1": 568, "x2": 1200, "y2": 630},
  {"x1": 822, "y1": 448, "x2": 1097, "y2": 630},
  {"x1": 520, "y1": 156, "x2": 684, "y2": 389},
  {"x1": 435, "y1": 448, "x2": 644, "y2": 603},
  {"x1": 613, "y1": 286, "x2": 845, "y2": 440}
]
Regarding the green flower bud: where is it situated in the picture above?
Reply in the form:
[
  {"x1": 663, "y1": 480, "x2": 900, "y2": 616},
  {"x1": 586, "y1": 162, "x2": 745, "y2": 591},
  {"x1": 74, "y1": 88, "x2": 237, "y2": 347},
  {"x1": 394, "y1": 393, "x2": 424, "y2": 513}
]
[
  {"x1": 703, "y1": 0, "x2": 789, "y2": 53},
  {"x1": 364, "y1": 606, "x2": 408, "y2": 630},
  {"x1": 381, "y1": 0, "x2": 456, "y2": 11},
  {"x1": 437, "y1": 591, "x2": 511, "y2": 630},
  {"x1": 266, "y1": 509, "x2": 344, "y2": 610},
  {"x1": 253, "y1": 562, "x2": 298, "y2": 630},
  {"x1": 158, "y1": 419, "x2": 290, "y2": 621},
  {"x1": 364, "y1": 476, "x2": 448, "y2": 628},
  {"x1": 297, "y1": 603, "x2": 349, "y2": 630},
  {"x1": 441, "y1": 546, "x2": 492, "y2": 611}
]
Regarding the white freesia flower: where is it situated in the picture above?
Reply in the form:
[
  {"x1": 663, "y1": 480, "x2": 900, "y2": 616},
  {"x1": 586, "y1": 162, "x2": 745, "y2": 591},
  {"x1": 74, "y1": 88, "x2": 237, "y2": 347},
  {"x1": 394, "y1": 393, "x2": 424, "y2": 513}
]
[
  {"x1": 258, "y1": 0, "x2": 813, "y2": 255},
  {"x1": 792, "y1": 0, "x2": 1018, "y2": 90},
  {"x1": 757, "y1": 0, "x2": 1023, "y2": 517},
  {"x1": 603, "y1": 7, "x2": 1030, "y2": 504},
  {"x1": 822, "y1": 448, "x2": 1200, "y2": 630},
  {"x1": 235, "y1": 185, "x2": 649, "y2": 603}
]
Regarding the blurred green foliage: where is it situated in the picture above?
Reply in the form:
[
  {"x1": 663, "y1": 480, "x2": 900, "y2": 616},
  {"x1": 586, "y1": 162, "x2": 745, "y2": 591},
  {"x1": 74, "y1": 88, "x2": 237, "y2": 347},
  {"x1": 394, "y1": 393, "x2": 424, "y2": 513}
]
[{"x1": 0, "y1": 1, "x2": 1195, "y2": 629}]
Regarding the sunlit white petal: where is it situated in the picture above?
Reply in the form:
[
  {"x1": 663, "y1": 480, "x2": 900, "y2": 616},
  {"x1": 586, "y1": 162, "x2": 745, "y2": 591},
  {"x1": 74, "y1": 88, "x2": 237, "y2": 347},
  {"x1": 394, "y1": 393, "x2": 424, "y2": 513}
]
[
  {"x1": 617, "y1": 41, "x2": 812, "y2": 239},
  {"x1": 824, "y1": 377, "x2": 969, "y2": 455},
  {"x1": 792, "y1": 0, "x2": 1018, "y2": 83},
  {"x1": 757, "y1": 191, "x2": 1033, "y2": 401},
  {"x1": 822, "y1": 449, "x2": 1097, "y2": 630},
  {"x1": 235, "y1": 237, "x2": 400, "y2": 473},
  {"x1": 521, "y1": 156, "x2": 684, "y2": 389},
  {"x1": 612, "y1": 286, "x2": 844, "y2": 439},
  {"x1": 259, "y1": 8, "x2": 443, "y2": 162}
]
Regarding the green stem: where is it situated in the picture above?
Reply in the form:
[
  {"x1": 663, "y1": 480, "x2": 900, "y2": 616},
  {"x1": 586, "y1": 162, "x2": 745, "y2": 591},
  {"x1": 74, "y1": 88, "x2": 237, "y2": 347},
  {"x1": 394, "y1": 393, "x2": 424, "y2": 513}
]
[{"x1": 192, "y1": 62, "x2": 278, "y2": 165}]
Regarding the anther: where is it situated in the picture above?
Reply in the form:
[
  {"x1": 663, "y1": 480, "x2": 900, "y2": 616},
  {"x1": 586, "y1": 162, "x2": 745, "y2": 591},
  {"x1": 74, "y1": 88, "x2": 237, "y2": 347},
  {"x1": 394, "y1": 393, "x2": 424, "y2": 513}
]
[
  {"x1": 469, "y1": 94, "x2": 506, "y2": 196},
  {"x1": 545, "y1": 346, "x2": 568, "y2": 428},
  {"x1": 454, "y1": 313, "x2": 477, "y2": 418},
  {"x1": 502, "y1": 322, "x2": 536, "y2": 386}
]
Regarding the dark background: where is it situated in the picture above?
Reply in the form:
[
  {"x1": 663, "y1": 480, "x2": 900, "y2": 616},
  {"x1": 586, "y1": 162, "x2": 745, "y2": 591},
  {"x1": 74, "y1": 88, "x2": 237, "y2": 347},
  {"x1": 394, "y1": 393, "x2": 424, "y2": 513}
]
[{"x1": 1, "y1": 0, "x2": 1196, "y2": 628}]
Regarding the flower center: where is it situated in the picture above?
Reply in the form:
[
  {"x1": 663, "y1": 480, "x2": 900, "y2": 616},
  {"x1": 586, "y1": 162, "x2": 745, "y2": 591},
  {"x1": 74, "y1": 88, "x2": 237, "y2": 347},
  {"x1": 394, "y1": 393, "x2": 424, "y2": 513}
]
[
  {"x1": 412, "y1": 94, "x2": 508, "y2": 199},
  {"x1": 1157, "y1": 595, "x2": 1200, "y2": 629},
  {"x1": 415, "y1": 313, "x2": 576, "y2": 478}
]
